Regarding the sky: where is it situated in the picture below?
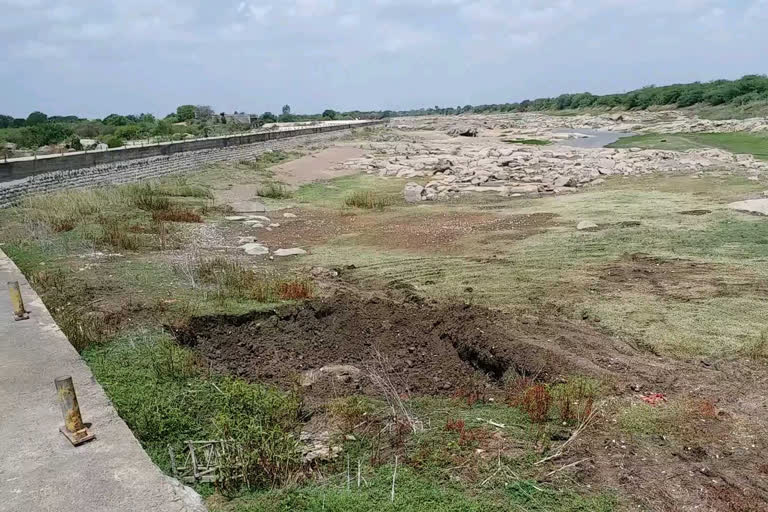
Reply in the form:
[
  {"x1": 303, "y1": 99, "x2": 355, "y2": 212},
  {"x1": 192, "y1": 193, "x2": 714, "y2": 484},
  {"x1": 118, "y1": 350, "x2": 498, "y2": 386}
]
[{"x1": 1, "y1": 0, "x2": 767, "y2": 118}]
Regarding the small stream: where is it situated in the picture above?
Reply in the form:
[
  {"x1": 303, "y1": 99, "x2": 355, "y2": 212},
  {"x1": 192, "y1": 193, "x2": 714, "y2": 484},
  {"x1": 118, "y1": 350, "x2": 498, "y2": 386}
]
[{"x1": 552, "y1": 128, "x2": 634, "y2": 148}]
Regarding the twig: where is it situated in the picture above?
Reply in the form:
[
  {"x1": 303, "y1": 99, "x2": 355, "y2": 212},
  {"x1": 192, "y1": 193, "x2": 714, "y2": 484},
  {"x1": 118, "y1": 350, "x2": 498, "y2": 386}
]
[
  {"x1": 391, "y1": 455, "x2": 398, "y2": 503},
  {"x1": 535, "y1": 404, "x2": 600, "y2": 466},
  {"x1": 543, "y1": 458, "x2": 590, "y2": 479},
  {"x1": 346, "y1": 455, "x2": 350, "y2": 491},
  {"x1": 357, "y1": 459, "x2": 361, "y2": 488}
]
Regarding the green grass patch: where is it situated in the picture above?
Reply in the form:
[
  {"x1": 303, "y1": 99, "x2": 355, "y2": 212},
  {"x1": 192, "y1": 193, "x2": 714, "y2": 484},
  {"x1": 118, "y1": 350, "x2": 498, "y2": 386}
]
[
  {"x1": 344, "y1": 190, "x2": 394, "y2": 210},
  {"x1": 256, "y1": 182, "x2": 293, "y2": 199},
  {"x1": 83, "y1": 330, "x2": 302, "y2": 486},
  {"x1": 296, "y1": 174, "x2": 412, "y2": 208},
  {"x1": 214, "y1": 466, "x2": 616, "y2": 512},
  {"x1": 503, "y1": 138, "x2": 552, "y2": 146},
  {"x1": 608, "y1": 132, "x2": 768, "y2": 160}
]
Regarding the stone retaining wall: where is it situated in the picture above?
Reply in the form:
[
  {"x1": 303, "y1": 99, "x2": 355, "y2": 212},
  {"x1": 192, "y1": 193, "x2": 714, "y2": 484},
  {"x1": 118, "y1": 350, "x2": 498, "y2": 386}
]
[{"x1": 0, "y1": 122, "x2": 384, "y2": 207}]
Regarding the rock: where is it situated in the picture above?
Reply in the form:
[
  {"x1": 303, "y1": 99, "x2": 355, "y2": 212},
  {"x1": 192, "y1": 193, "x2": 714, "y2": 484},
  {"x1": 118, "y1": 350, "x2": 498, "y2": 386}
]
[
  {"x1": 404, "y1": 182, "x2": 426, "y2": 203},
  {"x1": 554, "y1": 175, "x2": 577, "y2": 188},
  {"x1": 238, "y1": 236, "x2": 258, "y2": 244},
  {"x1": 728, "y1": 198, "x2": 768, "y2": 216},
  {"x1": 273, "y1": 248, "x2": 307, "y2": 257},
  {"x1": 301, "y1": 364, "x2": 362, "y2": 387},
  {"x1": 447, "y1": 126, "x2": 478, "y2": 137},
  {"x1": 269, "y1": 223, "x2": 280, "y2": 228},
  {"x1": 434, "y1": 158, "x2": 453, "y2": 172},
  {"x1": 225, "y1": 216, "x2": 248, "y2": 221},
  {"x1": 300, "y1": 429, "x2": 342, "y2": 463},
  {"x1": 244, "y1": 221, "x2": 264, "y2": 227},
  {"x1": 577, "y1": 220, "x2": 599, "y2": 231},
  {"x1": 283, "y1": 212, "x2": 298, "y2": 218},
  {"x1": 94, "y1": 143, "x2": 108, "y2": 151},
  {"x1": 162, "y1": 476, "x2": 207, "y2": 512},
  {"x1": 248, "y1": 215, "x2": 272, "y2": 223},
  {"x1": 240, "y1": 243, "x2": 269, "y2": 255}
]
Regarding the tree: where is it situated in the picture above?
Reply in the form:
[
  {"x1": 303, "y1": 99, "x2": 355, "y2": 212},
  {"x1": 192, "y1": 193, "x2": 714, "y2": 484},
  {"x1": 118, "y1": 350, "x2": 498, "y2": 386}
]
[
  {"x1": 0, "y1": 115, "x2": 13, "y2": 128},
  {"x1": 261, "y1": 112, "x2": 277, "y2": 122},
  {"x1": 322, "y1": 109, "x2": 337, "y2": 120},
  {"x1": 26, "y1": 111, "x2": 48, "y2": 126},
  {"x1": 282, "y1": 104, "x2": 291, "y2": 116},
  {"x1": 103, "y1": 114, "x2": 128, "y2": 126},
  {"x1": 176, "y1": 105, "x2": 196, "y2": 122},
  {"x1": 195, "y1": 105, "x2": 214, "y2": 121}
]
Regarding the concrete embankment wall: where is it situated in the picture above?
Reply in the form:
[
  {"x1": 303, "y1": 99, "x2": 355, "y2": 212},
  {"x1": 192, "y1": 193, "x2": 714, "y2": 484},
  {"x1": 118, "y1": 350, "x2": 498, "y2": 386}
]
[{"x1": 0, "y1": 121, "x2": 385, "y2": 206}]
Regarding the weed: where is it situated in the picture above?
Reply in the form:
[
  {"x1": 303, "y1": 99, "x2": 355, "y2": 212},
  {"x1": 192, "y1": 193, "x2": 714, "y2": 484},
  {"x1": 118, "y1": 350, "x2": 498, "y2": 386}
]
[
  {"x1": 56, "y1": 309, "x2": 112, "y2": 352},
  {"x1": 344, "y1": 190, "x2": 393, "y2": 210},
  {"x1": 151, "y1": 208, "x2": 203, "y2": 223},
  {"x1": 256, "y1": 182, "x2": 293, "y2": 199},
  {"x1": 329, "y1": 396, "x2": 376, "y2": 433},
  {"x1": 551, "y1": 377, "x2": 601, "y2": 425},
  {"x1": 277, "y1": 279, "x2": 314, "y2": 300},
  {"x1": 98, "y1": 216, "x2": 139, "y2": 251},
  {"x1": 124, "y1": 183, "x2": 172, "y2": 211},
  {"x1": 504, "y1": 375, "x2": 536, "y2": 407},
  {"x1": 193, "y1": 257, "x2": 313, "y2": 302},
  {"x1": 520, "y1": 384, "x2": 552, "y2": 424}
]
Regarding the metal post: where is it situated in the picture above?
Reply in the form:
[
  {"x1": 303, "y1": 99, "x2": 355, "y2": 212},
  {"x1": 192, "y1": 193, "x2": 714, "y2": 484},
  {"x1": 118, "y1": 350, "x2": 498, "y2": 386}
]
[
  {"x1": 7, "y1": 281, "x2": 29, "y2": 320},
  {"x1": 55, "y1": 376, "x2": 95, "y2": 446}
]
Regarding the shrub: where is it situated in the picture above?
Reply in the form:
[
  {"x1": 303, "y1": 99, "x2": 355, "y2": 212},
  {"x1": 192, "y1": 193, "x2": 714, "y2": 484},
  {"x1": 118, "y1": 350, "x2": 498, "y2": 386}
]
[
  {"x1": 551, "y1": 377, "x2": 600, "y2": 424},
  {"x1": 328, "y1": 396, "x2": 376, "y2": 433},
  {"x1": 151, "y1": 208, "x2": 203, "y2": 223},
  {"x1": 256, "y1": 182, "x2": 293, "y2": 199},
  {"x1": 193, "y1": 257, "x2": 313, "y2": 302},
  {"x1": 520, "y1": 384, "x2": 552, "y2": 424},
  {"x1": 344, "y1": 190, "x2": 393, "y2": 210},
  {"x1": 98, "y1": 216, "x2": 139, "y2": 251},
  {"x1": 124, "y1": 184, "x2": 172, "y2": 211},
  {"x1": 105, "y1": 135, "x2": 124, "y2": 148}
]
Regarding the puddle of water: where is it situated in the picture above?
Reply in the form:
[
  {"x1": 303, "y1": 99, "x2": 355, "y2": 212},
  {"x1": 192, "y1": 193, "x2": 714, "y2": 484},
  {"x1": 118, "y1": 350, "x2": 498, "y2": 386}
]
[{"x1": 553, "y1": 128, "x2": 634, "y2": 148}]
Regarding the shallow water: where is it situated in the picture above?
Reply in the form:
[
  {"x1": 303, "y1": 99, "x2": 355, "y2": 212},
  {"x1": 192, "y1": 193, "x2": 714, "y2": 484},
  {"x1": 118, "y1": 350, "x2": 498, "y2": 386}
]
[{"x1": 553, "y1": 128, "x2": 634, "y2": 148}]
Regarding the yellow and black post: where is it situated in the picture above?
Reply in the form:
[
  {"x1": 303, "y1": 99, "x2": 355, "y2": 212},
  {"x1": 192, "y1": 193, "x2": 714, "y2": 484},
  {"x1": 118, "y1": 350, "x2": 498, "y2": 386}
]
[
  {"x1": 55, "y1": 376, "x2": 95, "y2": 446},
  {"x1": 7, "y1": 281, "x2": 29, "y2": 321}
]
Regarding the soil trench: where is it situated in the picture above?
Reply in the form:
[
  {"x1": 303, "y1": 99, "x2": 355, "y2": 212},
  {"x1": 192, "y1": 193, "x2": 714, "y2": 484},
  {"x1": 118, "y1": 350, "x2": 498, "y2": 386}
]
[{"x1": 171, "y1": 292, "x2": 688, "y2": 403}]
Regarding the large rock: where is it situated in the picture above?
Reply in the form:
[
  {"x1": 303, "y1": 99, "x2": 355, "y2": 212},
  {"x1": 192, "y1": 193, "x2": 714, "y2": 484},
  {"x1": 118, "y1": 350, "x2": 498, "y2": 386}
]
[
  {"x1": 240, "y1": 243, "x2": 269, "y2": 255},
  {"x1": 577, "y1": 220, "x2": 599, "y2": 231},
  {"x1": 404, "y1": 182, "x2": 426, "y2": 203},
  {"x1": 273, "y1": 248, "x2": 307, "y2": 257},
  {"x1": 728, "y1": 199, "x2": 768, "y2": 216},
  {"x1": 447, "y1": 126, "x2": 478, "y2": 137}
]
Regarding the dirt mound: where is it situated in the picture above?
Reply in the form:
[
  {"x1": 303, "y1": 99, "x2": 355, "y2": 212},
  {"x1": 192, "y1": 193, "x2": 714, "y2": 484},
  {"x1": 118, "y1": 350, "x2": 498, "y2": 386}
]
[{"x1": 172, "y1": 293, "x2": 624, "y2": 401}]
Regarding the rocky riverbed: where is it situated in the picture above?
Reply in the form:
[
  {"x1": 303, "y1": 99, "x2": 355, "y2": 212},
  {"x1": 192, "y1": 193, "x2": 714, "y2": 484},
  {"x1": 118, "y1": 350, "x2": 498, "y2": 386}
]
[{"x1": 335, "y1": 114, "x2": 768, "y2": 202}]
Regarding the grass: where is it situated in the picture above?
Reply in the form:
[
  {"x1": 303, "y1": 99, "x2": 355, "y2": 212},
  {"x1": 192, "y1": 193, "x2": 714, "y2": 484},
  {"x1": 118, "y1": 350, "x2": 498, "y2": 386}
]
[
  {"x1": 299, "y1": 174, "x2": 768, "y2": 358},
  {"x1": 296, "y1": 174, "x2": 413, "y2": 208},
  {"x1": 256, "y1": 182, "x2": 293, "y2": 199},
  {"x1": 344, "y1": 190, "x2": 394, "y2": 210},
  {"x1": 607, "y1": 132, "x2": 768, "y2": 160},
  {"x1": 192, "y1": 256, "x2": 314, "y2": 302},
  {"x1": 83, "y1": 330, "x2": 301, "y2": 488},
  {"x1": 213, "y1": 467, "x2": 616, "y2": 512},
  {"x1": 503, "y1": 138, "x2": 552, "y2": 145}
]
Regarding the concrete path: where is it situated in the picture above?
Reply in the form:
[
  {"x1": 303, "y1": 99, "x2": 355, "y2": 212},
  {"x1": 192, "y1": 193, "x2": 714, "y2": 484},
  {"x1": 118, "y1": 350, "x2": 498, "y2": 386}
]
[{"x1": 0, "y1": 250, "x2": 205, "y2": 512}]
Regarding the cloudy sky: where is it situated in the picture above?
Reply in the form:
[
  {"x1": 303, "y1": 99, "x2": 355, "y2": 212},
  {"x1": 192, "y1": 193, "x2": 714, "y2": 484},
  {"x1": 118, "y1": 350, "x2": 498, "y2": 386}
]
[{"x1": 1, "y1": 0, "x2": 766, "y2": 118}]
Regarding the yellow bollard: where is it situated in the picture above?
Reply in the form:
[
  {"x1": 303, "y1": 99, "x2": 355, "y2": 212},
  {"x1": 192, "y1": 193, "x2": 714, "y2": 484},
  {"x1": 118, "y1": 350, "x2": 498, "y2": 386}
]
[
  {"x1": 55, "y1": 376, "x2": 95, "y2": 446},
  {"x1": 7, "y1": 281, "x2": 29, "y2": 321}
]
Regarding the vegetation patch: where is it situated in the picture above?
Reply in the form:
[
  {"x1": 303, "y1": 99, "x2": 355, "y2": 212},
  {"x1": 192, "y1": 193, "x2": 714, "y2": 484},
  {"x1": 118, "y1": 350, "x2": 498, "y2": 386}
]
[
  {"x1": 256, "y1": 182, "x2": 293, "y2": 199},
  {"x1": 607, "y1": 131, "x2": 768, "y2": 160},
  {"x1": 344, "y1": 190, "x2": 394, "y2": 210},
  {"x1": 503, "y1": 138, "x2": 551, "y2": 145}
]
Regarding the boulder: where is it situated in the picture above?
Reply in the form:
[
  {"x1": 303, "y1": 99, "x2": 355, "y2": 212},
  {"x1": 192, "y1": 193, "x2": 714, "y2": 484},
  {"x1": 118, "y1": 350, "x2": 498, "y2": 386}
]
[
  {"x1": 240, "y1": 243, "x2": 269, "y2": 255},
  {"x1": 273, "y1": 248, "x2": 307, "y2": 257},
  {"x1": 553, "y1": 175, "x2": 577, "y2": 188},
  {"x1": 283, "y1": 212, "x2": 298, "y2": 218},
  {"x1": 447, "y1": 126, "x2": 478, "y2": 137},
  {"x1": 727, "y1": 199, "x2": 768, "y2": 216},
  {"x1": 577, "y1": 221, "x2": 599, "y2": 231},
  {"x1": 404, "y1": 182, "x2": 426, "y2": 203}
]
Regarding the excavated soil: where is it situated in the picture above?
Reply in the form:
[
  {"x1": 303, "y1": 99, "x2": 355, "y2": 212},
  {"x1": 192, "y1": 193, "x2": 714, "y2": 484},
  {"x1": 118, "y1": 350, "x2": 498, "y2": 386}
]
[{"x1": 171, "y1": 291, "x2": 697, "y2": 403}]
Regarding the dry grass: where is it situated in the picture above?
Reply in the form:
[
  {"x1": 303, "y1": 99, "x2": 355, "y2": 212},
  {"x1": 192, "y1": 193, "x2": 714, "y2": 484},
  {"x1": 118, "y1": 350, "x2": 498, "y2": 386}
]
[
  {"x1": 151, "y1": 208, "x2": 203, "y2": 223},
  {"x1": 191, "y1": 257, "x2": 314, "y2": 302}
]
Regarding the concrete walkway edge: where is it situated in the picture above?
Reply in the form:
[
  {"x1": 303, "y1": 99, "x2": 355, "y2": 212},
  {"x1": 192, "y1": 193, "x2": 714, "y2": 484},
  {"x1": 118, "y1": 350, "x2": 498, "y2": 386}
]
[{"x1": 0, "y1": 249, "x2": 206, "y2": 512}]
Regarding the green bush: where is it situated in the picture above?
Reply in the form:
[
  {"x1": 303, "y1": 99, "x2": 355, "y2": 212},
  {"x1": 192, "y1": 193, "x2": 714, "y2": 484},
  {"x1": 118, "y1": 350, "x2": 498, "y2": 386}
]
[{"x1": 105, "y1": 135, "x2": 124, "y2": 148}]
